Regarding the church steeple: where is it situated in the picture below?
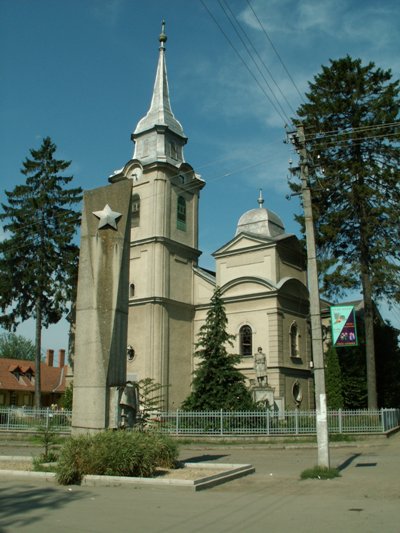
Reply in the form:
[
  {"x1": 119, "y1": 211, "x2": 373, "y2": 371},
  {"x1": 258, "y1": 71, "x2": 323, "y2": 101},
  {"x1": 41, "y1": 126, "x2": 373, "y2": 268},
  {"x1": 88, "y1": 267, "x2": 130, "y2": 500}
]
[{"x1": 132, "y1": 21, "x2": 187, "y2": 166}]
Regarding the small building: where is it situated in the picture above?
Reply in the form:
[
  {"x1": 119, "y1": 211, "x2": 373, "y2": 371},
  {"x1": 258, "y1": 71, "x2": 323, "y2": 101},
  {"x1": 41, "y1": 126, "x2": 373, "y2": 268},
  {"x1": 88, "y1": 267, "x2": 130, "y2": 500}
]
[{"x1": 0, "y1": 349, "x2": 68, "y2": 407}]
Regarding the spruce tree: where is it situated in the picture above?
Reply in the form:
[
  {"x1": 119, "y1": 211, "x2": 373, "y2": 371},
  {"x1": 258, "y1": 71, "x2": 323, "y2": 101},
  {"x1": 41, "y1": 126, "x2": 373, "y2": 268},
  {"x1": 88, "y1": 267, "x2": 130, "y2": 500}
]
[
  {"x1": 291, "y1": 56, "x2": 400, "y2": 408},
  {"x1": 182, "y1": 287, "x2": 254, "y2": 411},
  {"x1": 0, "y1": 137, "x2": 82, "y2": 408}
]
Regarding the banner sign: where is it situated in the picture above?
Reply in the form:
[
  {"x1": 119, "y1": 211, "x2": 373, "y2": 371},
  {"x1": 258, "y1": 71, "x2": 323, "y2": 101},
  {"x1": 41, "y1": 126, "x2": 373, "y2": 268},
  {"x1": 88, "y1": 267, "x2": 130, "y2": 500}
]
[{"x1": 330, "y1": 305, "x2": 358, "y2": 347}]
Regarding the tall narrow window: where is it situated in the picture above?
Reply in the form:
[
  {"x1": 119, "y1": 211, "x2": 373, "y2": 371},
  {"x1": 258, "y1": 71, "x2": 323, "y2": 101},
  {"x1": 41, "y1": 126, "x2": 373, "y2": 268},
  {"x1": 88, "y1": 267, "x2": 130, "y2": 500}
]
[
  {"x1": 290, "y1": 322, "x2": 298, "y2": 357},
  {"x1": 131, "y1": 194, "x2": 140, "y2": 227},
  {"x1": 177, "y1": 195, "x2": 186, "y2": 230},
  {"x1": 239, "y1": 325, "x2": 252, "y2": 356}
]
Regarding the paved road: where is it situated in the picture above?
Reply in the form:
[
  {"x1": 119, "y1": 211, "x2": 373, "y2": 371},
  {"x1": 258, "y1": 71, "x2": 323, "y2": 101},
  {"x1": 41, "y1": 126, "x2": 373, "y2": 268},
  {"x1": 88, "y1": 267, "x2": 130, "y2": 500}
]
[{"x1": 0, "y1": 435, "x2": 399, "y2": 533}]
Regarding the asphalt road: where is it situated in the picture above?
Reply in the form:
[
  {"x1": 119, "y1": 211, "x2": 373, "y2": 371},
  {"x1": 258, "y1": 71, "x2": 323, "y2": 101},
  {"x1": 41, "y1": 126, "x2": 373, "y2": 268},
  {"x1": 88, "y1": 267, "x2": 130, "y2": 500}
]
[{"x1": 0, "y1": 435, "x2": 399, "y2": 533}]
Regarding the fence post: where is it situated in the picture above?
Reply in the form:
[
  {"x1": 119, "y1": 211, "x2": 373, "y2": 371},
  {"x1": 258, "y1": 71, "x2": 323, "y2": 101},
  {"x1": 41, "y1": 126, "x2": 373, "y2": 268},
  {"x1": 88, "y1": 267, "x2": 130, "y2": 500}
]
[
  {"x1": 295, "y1": 409, "x2": 299, "y2": 435},
  {"x1": 176, "y1": 409, "x2": 179, "y2": 435},
  {"x1": 266, "y1": 409, "x2": 270, "y2": 436},
  {"x1": 220, "y1": 409, "x2": 223, "y2": 436},
  {"x1": 381, "y1": 408, "x2": 386, "y2": 433},
  {"x1": 338, "y1": 408, "x2": 343, "y2": 434},
  {"x1": 46, "y1": 407, "x2": 49, "y2": 429}
]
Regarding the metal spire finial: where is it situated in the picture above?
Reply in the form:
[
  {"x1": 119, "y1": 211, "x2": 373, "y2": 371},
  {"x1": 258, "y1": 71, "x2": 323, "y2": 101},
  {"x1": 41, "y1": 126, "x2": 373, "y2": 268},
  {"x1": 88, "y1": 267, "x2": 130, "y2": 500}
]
[
  {"x1": 258, "y1": 189, "x2": 264, "y2": 208},
  {"x1": 159, "y1": 20, "x2": 167, "y2": 48}
]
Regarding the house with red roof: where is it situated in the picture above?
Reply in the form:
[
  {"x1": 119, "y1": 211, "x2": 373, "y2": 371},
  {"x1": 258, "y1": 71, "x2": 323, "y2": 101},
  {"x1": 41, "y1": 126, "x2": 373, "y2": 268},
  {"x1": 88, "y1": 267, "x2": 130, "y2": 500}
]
[{"x1": 0, "y1": 349, "x2": 68, "y2": 407}]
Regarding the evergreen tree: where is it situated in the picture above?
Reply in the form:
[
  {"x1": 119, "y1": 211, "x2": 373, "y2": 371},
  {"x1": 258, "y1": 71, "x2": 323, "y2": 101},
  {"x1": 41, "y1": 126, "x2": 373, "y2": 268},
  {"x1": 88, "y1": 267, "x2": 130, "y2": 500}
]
[
  {"x1": 182, "y1": 287, "x2": 255, "y2": 411},
  {"x1": 0, "y1": 332, "x2": 36, "y2": 360},
  {"x1": 324, "y1": 345, "x2": 344, "y2": 409},
  {"x1": 291, "y1": 56, "x2": 400, "y2": 408},
  {"x1": 0, "y1": 137, "x2": 82, "y2": 408}
]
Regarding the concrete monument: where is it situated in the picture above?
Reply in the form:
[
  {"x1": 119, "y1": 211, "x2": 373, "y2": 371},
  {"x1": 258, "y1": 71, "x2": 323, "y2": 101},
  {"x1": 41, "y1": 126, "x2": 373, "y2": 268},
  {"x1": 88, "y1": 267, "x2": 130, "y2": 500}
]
[{"x1": 71, "y1": 179, "x2": 132, "y2": 434}]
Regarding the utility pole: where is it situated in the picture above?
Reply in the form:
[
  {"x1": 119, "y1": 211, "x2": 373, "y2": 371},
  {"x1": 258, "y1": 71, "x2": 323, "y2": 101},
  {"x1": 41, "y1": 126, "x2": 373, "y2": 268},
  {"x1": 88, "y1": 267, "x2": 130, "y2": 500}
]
[{"x1": 289, "y1": 124, "x2": 330, "y2": 468}]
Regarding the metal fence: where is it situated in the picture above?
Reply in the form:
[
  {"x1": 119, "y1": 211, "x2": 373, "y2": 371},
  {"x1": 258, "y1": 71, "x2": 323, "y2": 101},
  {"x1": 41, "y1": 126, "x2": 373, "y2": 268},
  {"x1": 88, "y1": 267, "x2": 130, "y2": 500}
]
[
  {"x1": 153, "y1": 408, "x2": 400, "y2": 436},
  {"x1": 0, "y1": 407, "x2": 72, "y2": 432},
  {"x1": 0, "y1": 407, "x2": 399, "y2": 436}
]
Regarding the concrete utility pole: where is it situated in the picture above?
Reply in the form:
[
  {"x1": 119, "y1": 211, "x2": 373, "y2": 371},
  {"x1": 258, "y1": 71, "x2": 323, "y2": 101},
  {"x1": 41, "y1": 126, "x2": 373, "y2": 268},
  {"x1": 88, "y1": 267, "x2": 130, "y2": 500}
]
[{"x1": 290, "y1": 124, "x2": 330, "y2": 468}]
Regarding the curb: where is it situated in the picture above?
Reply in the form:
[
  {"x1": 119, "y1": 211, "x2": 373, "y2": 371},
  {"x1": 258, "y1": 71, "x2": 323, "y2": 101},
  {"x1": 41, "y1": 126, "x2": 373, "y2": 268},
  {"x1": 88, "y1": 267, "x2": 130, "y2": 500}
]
[{"x1": 0, "y1": 462, "x2": 255, "y2": 491}]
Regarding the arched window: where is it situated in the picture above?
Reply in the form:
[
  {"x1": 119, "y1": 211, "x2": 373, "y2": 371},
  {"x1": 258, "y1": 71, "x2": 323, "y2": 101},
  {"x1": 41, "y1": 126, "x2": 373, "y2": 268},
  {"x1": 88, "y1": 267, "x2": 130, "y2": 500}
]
[
  {"x1": 129, "y1": 283, "x2": 135, "y2": 298},
  {"x1": 239, "y1": 325, "x2": 252, "y2": 356},
  {"x1": 290, "y1": 322, "x2": 298, "y2": 358},
  {"x1": 131, "y1": 194, "x2": 140, "y2": 227},
  {"x1": 177, "y1": 196, "x2": 186, "y2": 230}
]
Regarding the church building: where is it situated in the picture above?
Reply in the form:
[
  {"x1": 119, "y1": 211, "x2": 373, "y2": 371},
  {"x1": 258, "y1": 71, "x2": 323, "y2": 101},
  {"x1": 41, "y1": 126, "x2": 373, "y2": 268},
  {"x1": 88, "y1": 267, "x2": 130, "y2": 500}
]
[{"x1": 109, "y1": 25, "x2": 314, "y2": 411}]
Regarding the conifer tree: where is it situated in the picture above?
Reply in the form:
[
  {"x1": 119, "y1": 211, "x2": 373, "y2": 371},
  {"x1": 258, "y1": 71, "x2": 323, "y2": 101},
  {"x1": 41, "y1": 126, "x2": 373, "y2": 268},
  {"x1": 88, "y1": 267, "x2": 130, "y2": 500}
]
[
  {"x1": 182, "y1": 287, "x2": 254, "y2": 411},
  {"x1": 325, "y1": 345, "x2": 344, "y2": 409},
  {"x1": 0, "y1": 137, "x2": 82, "y2": 408},
  {"x1": 291, "y1": 56, "x2": 400, "y2": 408}
]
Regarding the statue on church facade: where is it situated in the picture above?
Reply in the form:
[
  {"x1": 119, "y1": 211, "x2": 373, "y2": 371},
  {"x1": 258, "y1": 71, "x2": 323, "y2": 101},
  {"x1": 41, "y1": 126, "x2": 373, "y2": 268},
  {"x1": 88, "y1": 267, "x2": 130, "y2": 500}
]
[{"x1": 254, "y1": 347, "x2": 268, "y2": 387}]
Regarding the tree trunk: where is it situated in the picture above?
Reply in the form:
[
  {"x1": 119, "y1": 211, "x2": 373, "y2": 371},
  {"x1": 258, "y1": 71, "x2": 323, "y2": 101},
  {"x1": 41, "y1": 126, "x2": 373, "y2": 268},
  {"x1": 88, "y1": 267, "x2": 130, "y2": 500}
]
[
  {"x1": 361, "y1": 269, "x2": 377, "y2": 408},
  {"x1": 34, "y1": 297, "x2": 42, "y2": 409}
]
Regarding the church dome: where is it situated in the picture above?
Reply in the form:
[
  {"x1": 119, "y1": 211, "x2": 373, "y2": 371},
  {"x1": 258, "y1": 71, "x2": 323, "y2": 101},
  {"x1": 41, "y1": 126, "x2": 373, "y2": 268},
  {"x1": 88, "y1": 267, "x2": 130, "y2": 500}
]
[{"x1": 235, "y1": 191, "x2": 285, "y2": 238}]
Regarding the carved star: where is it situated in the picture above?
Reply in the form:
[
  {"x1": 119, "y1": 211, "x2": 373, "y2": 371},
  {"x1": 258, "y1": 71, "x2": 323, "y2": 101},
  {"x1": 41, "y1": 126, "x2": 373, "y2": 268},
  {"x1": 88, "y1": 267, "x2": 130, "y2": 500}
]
[{"x1": 92, "y1": 204, "x2": 122, "y2": 230}]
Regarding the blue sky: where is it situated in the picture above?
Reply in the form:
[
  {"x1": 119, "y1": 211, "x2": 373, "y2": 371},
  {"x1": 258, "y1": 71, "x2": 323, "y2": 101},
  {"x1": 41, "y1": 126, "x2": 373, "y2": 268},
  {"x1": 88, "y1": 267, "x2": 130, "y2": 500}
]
[{"x1": 1, "y1": 0, "x2": 399, "y2": 354}]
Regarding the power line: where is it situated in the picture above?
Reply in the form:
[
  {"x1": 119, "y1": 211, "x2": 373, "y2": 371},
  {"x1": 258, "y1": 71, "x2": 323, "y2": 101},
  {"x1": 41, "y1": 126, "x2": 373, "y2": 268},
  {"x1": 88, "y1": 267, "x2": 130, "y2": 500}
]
[
  {"x1": 218, "y1": 0, "x2": 295, "y2": 122},
  {"x1": 246, "y1": 0, "x2": 305, "y2": 106},
  {"x1": 199, "y1": 0, "x2": 289, "y2": 126}
]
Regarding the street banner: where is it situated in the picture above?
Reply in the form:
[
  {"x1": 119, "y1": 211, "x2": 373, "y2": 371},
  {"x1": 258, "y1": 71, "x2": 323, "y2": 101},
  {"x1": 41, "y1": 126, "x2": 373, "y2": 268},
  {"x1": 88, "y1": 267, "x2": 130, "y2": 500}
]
[{"x1": 330, "y1": 305, "x2": 358, "y2": 347}]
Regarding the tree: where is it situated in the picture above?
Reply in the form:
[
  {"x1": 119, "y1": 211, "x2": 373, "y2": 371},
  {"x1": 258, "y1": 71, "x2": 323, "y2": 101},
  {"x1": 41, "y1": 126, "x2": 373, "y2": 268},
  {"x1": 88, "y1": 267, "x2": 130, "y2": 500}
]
[
  {"x1": 291, "y1": 56, "x2": 400, "y2": 408},
  {"x1": 0, "y1": 137, "x2": 82, "y2": 408},
  {"x1": 182, "y1": 287, "x2": 255, "y2": 411},
  {"x1": 0, "y1": 332, "x2": 36, "y2": 360},
  {"x1": 324, "y1": 345, "x2": 344, "y2": 409}
]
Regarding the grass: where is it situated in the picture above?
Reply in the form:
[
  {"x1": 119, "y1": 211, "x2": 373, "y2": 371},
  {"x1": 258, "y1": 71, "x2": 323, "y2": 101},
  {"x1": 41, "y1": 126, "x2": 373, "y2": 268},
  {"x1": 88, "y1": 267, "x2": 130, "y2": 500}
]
[{"x1": 300, "y1": 466, "x2": 341, "y2": 480}]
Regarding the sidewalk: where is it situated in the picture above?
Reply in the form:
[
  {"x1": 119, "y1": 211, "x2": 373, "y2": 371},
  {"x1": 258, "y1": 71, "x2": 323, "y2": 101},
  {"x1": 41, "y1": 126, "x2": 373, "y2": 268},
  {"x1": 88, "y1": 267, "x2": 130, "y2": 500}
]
[{"x1": 0, "y1": 434, "x2": 399, "y2": 533}]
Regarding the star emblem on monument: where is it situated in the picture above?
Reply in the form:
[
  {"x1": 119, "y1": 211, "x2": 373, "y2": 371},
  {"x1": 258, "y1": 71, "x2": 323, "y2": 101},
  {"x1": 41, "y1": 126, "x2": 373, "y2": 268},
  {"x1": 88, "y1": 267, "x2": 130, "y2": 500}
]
[{"x1": 92, "y1": 204, "x2": 122, "y2": 230}]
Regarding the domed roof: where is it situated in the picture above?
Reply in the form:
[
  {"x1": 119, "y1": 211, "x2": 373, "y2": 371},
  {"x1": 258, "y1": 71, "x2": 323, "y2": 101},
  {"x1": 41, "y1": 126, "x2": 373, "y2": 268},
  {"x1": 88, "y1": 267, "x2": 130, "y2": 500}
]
[{"x1": 235, "y1": 191, "x2": 285, "y2": 238}]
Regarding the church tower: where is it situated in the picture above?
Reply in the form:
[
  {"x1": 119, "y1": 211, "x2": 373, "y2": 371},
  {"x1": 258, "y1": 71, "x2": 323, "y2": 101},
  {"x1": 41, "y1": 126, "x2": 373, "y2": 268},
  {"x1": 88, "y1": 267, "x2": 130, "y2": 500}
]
[{"x1": 109, "y1": 23, "x2": 205, "y2": 408}]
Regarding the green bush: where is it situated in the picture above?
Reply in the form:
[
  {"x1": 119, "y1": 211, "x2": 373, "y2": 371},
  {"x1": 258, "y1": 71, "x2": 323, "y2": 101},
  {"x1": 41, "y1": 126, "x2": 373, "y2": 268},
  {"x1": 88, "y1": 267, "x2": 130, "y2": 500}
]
[{"x1": 56, "y1": 430, "x2": 179, "y2": 485}]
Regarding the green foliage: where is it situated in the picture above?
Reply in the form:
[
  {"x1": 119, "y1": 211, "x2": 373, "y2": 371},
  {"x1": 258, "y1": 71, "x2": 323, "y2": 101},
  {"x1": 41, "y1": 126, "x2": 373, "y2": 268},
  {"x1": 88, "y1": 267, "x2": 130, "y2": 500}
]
[
  {"x1": 325, "y1": 345, "x2": 344, "y2": 409},
  {"x1": 182, "y1": 287, "x2": 255, "y2": 411},
  {"x1": 35, "y1": 423, "x2": 59, "y2": 462},
  {"x1": 300, "y1": 466, "x2": 340, "y2": 480},
  {"x1": 61, "y1": 382, "x2": 73, "y2": 410},
  {"x1": 292, "y1": 56, "x2": 400, "y2": 303},
  {"x1": 291, "y1": 56, "x2": 400, "y2": 408},
  {"x1": 56, "y1": 430, "x2": 179, "y2": 485},
  {"x1": 0, "y1": 137, "x2": 82, "y2": 407},
  {"x1": 137, "y1": 378, "x2": 166, "y2": 426},
  {"x1": 335, "y1": 314, "x2": 400, "y2": 408},
  {"x1": 0, "y1": 332, "x2": 36, "y2": 360}
]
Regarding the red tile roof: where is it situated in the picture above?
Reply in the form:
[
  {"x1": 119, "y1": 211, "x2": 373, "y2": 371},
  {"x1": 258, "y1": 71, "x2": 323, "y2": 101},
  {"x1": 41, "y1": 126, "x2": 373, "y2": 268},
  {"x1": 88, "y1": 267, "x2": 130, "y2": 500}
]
[{"x1": 0, "y1": 358, "x2": 67, "y2": 394}]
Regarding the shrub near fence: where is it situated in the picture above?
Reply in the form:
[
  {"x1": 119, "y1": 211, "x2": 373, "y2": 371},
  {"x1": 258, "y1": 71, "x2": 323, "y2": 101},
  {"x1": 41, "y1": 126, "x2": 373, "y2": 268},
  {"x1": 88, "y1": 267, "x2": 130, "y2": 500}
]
[{"x1": 0, "y1": 407, "x2": 399, "y2": 436}]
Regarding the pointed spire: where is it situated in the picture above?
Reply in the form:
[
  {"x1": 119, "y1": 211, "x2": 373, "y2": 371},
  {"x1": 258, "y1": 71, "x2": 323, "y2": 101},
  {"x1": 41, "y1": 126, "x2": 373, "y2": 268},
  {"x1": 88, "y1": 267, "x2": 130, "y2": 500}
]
[
  {"x1": 133, "y1": 21, "x2": 185, "y2": 138},
  {"x1": 258, "y1": 189, "x2": 264, "y2": 208}
]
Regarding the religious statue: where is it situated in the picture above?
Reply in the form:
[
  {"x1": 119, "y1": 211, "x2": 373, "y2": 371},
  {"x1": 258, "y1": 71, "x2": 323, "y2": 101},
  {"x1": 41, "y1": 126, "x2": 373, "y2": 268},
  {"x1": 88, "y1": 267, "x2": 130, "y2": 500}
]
[
  {"x1": 119, "y1": 381, "x2": 140, "y2": 429},
  {"x1": 254, "y1": 347, "x2": 268, "y2": 387}
]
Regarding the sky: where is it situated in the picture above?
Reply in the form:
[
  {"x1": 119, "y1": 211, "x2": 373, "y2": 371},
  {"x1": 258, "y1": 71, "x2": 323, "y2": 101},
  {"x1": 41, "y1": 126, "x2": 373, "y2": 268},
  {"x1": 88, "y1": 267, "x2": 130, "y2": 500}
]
[{"x1": 1, "y1": 0, "x2": 400, "y2": 355}]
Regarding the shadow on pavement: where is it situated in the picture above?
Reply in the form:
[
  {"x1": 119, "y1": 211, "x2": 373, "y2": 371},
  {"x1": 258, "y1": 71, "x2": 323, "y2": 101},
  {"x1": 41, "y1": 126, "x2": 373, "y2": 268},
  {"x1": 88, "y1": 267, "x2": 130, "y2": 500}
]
[
  {"x1": 0, "y1": 483, "x2": 84, "y2": 531},
  {"x1": 181, "y1": 454, "x2": 229, "y2": 463},
  {"x1": 337, "y1": 453, "x2": 361, "y2": 472}
]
